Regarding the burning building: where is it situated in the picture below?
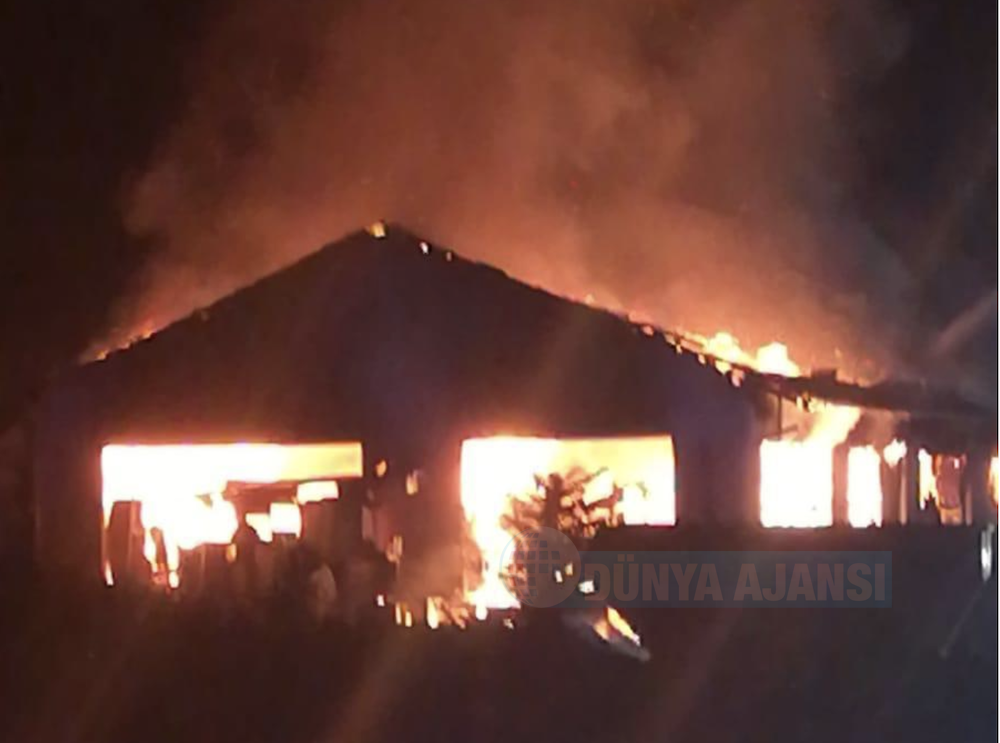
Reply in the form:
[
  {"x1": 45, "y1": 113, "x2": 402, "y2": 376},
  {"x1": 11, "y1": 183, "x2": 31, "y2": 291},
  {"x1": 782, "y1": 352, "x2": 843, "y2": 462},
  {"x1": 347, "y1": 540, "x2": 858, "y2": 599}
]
[{"x1": 32, "y1": 225, "x2": 997, "y2": 613}]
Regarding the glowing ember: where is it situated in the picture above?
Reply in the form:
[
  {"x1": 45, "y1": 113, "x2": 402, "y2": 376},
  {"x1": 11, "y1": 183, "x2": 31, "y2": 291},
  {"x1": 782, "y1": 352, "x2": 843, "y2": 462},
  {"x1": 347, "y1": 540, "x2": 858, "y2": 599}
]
[
  {"x1": 459, "y1": 436, "x2": 675, "y2": 612},
  {"x1": 760, "y1": 399, "x2": 862, "y2": 527},
  {"x1": 575, "y1": 606, "x2": 650, "y2": 662},
  {"x1": 426, "y1": 597, "x2": 440, "y2": 629},
  {"x1": 847, "y1": 446, "x2": 882, "y2": 527},
  {"x1": 703, "y1": 333, "x2": 870, "y2": 530},
  {"x1": 597, "y1": 606, "x2": 642, "y2": 646}
]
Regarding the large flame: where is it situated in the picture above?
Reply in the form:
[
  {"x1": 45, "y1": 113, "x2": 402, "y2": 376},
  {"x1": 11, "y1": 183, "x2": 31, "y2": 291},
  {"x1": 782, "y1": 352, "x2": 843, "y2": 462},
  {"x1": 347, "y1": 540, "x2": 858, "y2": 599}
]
[
  {"x1": 706, "y1": 333, "x2": 884, "y2": 529},
  {"x1": 700, "y1": 331, "x2": 802, "y2": 376},
  {"x1": 459, "y1": 436, "x2": 675, "y2": 613},
  {"x1": 101, "y1": 442, "x2": 362, "y2": 585}
]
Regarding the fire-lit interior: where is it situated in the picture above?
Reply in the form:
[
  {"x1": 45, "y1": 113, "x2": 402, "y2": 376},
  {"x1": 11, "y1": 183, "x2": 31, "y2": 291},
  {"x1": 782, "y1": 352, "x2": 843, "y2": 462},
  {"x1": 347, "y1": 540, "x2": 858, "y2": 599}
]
[
  {"x1": 991, "y1": 456, "x2": 999, "y2": 504},
  {"x1": 759, "y1": 439, "x2": 834, "y2": 527},
  {"x1": 459, "y1": 435, "x2": 676, "y2": 612},
  {"x1": 91, "y1": 320, "x2": 992, "y2": 649},
  {"x1": 760, "y1": 437, "x2": 889, "y2": 529},
  {"x1": 917, "y1": 449, "x2": 967, "y2": 525},
  {"x1": 101, "y1": 442, "x2": 363, "y2": 586},
  {"x1": 758, "y1": 396, "x2": 870, "y2": 528},
  {"x1": 846, "y1": 446, "x2": 882, "y2": 528}
]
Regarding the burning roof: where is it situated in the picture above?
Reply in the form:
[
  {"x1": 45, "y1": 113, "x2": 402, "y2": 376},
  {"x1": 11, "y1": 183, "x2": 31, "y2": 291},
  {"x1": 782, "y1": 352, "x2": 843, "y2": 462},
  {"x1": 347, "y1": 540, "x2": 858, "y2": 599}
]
[
  {"x1": 63, "y1": 224, "x2": 761, "y2": 450},
  {"x1": 74, "y1": 224, "x2": 993, "y2": 445}
]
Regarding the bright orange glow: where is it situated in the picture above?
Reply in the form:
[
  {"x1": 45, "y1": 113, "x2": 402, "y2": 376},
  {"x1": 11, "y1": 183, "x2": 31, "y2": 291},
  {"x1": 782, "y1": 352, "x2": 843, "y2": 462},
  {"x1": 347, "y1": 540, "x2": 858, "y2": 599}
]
[
  {"x1": 460, "y1": 436, "x2": 675, "y2": 612},
  {"x1": 700, "y1": 332, "x2": 802, "y2": 377},
  {"x1": 847, "y1": 446, "x2": 882, "y2": 527},
  {"x1": 296, "y1": 480, "x2": 340, "y2": 504},
  {"x1": 990, "y1": 457, "x2": 999, "y2": 505},
  {"x1": 759, "y1": 377, "x2": 861, "y2": 526},
  {"x1": 594, "y1": 606, "x2": 643, "y2": 645},
  {"x1": 270, "y1": 502, "x2": 302, "y2": 537},
  {"x1": 576, "y1": 606, "x2": 648, "y2": 660},
  {"x1": 245, "y1": 512, "x2": 274, "y2": 542},
  {"x1": 760, "y1": 439, "x2": 834, "y2": 527},
  {"x1": 426, "y1": 597, "x2": 440, "y2": 629},
  {"x1": 101, "y1": 442, "x2": 362, "y2": 586},
  {"x1": 882, "y1": 439, "x2": 907, "y2": 467},
  {"x1": 918, "y1": 449, "x2": 939, "y2": 509}
]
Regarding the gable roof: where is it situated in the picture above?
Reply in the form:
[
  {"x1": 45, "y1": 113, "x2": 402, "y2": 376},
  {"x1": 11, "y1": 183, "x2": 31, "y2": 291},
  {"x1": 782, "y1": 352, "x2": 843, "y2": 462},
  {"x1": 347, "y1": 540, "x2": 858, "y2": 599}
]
[{"x1": 54, "y1": 225, "x2": 754, "y2": 453}]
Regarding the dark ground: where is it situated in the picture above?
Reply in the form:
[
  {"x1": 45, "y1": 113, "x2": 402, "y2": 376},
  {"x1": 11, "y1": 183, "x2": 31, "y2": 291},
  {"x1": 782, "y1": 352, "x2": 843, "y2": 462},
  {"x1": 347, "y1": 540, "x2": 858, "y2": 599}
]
[{"x1": 0, "y1": 564, "x2": 995, "y2": 743}]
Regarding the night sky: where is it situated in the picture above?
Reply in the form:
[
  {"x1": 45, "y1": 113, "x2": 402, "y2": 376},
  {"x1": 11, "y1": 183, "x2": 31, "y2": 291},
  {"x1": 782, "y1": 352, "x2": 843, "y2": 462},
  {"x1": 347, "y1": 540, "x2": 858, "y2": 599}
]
[{"x1": 0, "y1": 0, "x2": 995, "y2": 423}]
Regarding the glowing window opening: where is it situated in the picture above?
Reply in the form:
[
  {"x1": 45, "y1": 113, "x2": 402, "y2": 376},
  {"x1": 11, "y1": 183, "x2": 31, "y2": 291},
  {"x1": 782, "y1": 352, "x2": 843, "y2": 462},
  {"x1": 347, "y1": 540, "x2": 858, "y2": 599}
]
[
  {"x1": 459, "y1": 435, "x2": 676, "y2": 612},
  {"x1": 100, "y1": 442, "x2": 362, "y2": 586}
]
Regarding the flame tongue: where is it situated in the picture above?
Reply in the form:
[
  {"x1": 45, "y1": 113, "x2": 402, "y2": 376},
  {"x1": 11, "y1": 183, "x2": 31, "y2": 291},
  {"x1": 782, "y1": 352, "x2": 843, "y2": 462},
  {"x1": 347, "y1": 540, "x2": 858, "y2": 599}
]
[{"x1": 699, "y1": 331, "x2": 802, "y2": 376}]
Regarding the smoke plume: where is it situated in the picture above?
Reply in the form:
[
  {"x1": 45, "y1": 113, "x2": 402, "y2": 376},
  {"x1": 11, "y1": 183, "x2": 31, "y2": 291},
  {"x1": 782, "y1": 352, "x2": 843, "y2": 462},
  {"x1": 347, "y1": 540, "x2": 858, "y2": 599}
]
[{"x1": 116, "y1": 0, "x2": 914, "y2": 378}]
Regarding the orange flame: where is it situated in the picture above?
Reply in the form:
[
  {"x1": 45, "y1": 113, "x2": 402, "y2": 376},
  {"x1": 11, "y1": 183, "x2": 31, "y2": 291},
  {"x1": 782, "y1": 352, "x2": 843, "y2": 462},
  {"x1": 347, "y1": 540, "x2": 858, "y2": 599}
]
[
  {"x1": 990, "y1": 456, "x2": 999, "y2": 505},
  {"x1": 917, "y1": 449, "x2": 939, "y2": 509},
  {"x1": 459, "y1": 436, "x2": 675, "y2": 614},
  {"x1": 270, "y1": 502, "x2": 302, "y2": 537},
  {"x1": 101, "y1": 442, "x2": 361, "y2": 586},
  {"x1": 760, "y1": 439, "x2": 834, "y2": 527},
  {"x1": 296, "y1": 480, "x2": 340, "y2": 503},
  {"x1": 882, "y1": 439, "x2": 907, "y2": 467},
  {"x1": 699, "y1": 331, "x2": 802, "y2": 377}
]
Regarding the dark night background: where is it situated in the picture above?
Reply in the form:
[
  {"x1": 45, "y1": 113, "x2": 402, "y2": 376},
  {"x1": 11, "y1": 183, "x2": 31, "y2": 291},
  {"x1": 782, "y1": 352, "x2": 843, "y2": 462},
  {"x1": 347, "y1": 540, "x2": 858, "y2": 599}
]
[
  {"x1": 0, "y1": 5, "x2": 996, "y2": 739},
  {"x1": 0, "y1": 0, "x2": 996, "y2": 424}
]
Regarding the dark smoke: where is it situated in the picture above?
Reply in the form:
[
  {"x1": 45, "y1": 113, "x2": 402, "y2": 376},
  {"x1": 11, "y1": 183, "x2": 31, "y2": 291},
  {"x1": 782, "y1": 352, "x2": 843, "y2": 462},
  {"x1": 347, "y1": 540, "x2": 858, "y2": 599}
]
[{"x1": 114, "y1": 0, "x2": 916, "y2": 379}]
